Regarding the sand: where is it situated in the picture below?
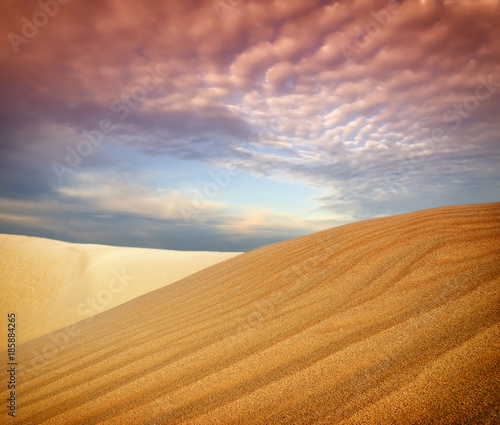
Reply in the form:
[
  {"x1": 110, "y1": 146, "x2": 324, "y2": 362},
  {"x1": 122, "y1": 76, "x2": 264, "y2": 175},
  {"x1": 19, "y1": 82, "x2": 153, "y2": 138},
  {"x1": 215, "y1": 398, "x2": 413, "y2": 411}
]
[
  {"x1": 2, "y1": 202, "x2": 499, "y2": 424},
  {"x1": 0, "y1": 234, "x2": 241, "y2": 344}
]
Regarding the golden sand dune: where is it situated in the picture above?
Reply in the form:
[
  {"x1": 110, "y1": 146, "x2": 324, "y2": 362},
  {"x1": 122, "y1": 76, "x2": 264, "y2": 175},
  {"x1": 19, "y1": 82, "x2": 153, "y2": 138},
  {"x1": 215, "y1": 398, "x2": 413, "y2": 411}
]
[
  {"x1": 0, "y1": 234, "x2": 241, "y2": 344},
  {"x1": 4, "y1": 203, "x2": 500, "y2": 424}
]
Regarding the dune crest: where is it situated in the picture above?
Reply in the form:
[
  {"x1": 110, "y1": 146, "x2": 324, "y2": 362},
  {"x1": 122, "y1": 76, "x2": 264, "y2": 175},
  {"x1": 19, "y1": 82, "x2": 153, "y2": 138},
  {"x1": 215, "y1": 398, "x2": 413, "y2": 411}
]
[
  {"x1": 0, "y1": 235, "x2": 241, "y2": 344},
  {"x1": 4, "y1": 203, "x2": 500, "y2": 424}
]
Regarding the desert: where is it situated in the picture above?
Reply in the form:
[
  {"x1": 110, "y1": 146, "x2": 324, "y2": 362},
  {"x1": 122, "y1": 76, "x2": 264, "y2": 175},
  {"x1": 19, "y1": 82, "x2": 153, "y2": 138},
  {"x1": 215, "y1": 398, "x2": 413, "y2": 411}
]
[
  {"x1": 1, "y1": 202, "x2": 499, "y2": 424},
  {"x1": 1, "y1": 0, "x2": 500, "y2": 423},
  {"x1": 0, "y1": 234, "x2": 241, "y2": 344}
]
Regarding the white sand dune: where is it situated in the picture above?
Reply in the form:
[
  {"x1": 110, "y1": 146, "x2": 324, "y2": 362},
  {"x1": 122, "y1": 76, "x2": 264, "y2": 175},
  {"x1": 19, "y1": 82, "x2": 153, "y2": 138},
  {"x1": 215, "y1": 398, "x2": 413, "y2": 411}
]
[
  {"x1": 0, "y1": 234, "x2": 241, "y2": 344},
  {"x1": 1, "y1": 203, "x2": 499, "y2": 424}
]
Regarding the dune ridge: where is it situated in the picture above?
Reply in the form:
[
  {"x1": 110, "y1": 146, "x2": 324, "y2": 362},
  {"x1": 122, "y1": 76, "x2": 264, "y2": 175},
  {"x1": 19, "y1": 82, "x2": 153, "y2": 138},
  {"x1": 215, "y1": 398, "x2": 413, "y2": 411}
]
[
  {"x1": 0, "y1": 234, "x2": 241, "y2": 344},
  {"x1": 4, "y1": 203, "x2": 500, "y2": 424}
]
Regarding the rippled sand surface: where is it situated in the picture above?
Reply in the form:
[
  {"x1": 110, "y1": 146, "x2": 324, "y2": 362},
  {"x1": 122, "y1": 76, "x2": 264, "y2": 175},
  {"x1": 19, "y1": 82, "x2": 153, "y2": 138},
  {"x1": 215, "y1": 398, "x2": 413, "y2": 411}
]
[
  {"x1": 4, "y1": 203, "x2": 500, "y2": 424},
  {"x1": 0, "y1": 235, "x2": 240, "y2": 343}
]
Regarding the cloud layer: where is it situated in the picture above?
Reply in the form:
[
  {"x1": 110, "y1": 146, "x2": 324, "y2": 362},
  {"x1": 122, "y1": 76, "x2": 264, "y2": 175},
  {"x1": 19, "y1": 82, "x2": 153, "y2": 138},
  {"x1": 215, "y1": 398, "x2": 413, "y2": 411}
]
[{"x1": 1, "y1": 0, "x2": 499, "y2": 250}]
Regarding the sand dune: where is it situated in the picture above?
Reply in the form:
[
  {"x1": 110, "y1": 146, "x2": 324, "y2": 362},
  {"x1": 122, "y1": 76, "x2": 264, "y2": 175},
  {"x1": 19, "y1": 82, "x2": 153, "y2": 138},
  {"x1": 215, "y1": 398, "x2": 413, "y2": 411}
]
[
  {"x1": 3, "y1": 203, "x2": 500, "y2": 424},
  {"x1": 0, "y1": 234, "x2": 241, "y2": 344}
]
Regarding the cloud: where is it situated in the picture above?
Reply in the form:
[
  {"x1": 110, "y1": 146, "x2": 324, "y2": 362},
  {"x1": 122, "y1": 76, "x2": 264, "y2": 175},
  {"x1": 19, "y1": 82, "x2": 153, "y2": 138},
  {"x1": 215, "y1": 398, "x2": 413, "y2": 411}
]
[{"x1": 0, "y1": 0, "x2": 499, "y2": 250}]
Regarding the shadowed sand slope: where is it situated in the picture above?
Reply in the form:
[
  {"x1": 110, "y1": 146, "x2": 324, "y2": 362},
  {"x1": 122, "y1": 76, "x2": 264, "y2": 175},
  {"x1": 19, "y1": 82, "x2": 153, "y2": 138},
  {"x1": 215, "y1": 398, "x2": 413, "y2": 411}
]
[
  {"x1": 0, "y1": 235, "x2": 241, "y2": 344},
  {"x1": 6, "y1": 203, "x2": 500, "y2": 424}
]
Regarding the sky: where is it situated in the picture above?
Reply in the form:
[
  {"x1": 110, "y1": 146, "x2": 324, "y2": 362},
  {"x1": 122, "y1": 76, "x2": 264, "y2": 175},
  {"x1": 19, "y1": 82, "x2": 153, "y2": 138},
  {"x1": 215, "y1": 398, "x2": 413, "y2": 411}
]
[{"x1": 0, "y1": 0, "x2": 499, "y2": 252}]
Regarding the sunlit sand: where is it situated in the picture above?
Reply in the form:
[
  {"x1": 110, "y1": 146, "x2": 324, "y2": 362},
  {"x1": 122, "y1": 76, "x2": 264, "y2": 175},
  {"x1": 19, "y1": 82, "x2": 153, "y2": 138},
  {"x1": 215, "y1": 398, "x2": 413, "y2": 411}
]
[
  {"x1": 0, "y1": 235, "x2": 241, "y2": 344},
  {"x1": 2, "y1": 203, "x2": 499, "y2": 424}
]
